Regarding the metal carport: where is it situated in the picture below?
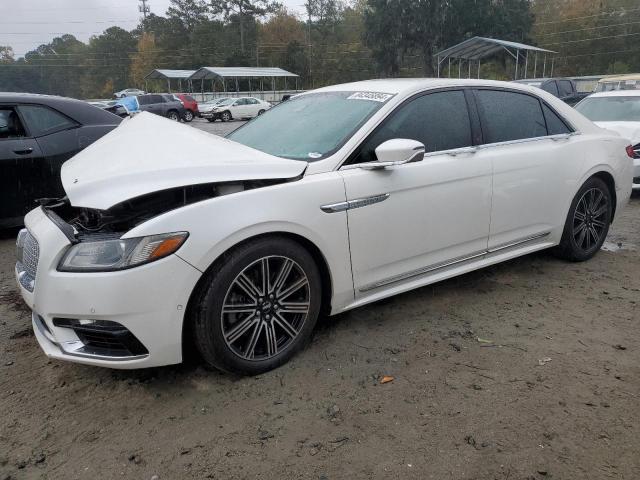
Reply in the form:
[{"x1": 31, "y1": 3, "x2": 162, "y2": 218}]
[
  {"x1": 188, "y1": 67, "x2": 300, "y2": 97},
  {"x1": 435, "y1": 37, "x2": 557, "y2": 80},
  {"x1": 144, "y1": 69, "x2": 196, "y2": 93}
]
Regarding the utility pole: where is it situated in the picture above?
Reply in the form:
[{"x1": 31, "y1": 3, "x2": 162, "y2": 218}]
[{"x1": 138, "y1": 0, "x2": 150, "y2": 23}]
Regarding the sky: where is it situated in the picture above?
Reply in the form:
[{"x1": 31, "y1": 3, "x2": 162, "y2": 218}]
[{"x1": 3, "y1": 0, "x2": 306, "y2": 57}]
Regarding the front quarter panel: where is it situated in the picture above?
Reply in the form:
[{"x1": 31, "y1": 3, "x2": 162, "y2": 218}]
[{"x1": 125, "y1": 172, "x2": 354, "y2": 313}]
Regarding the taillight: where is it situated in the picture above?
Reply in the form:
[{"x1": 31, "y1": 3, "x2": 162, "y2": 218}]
[{"x1": 626, "y1": 145, "x2": 636, "y2": 158}]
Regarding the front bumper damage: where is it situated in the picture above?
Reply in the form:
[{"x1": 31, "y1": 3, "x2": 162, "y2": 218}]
[{"x1": 15, "y1": 207, "x2": 201, "y2": 369}]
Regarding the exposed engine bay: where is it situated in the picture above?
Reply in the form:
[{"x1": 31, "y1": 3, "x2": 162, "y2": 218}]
[{"x1": 39, "y1": 179, "x2": 289, "y2": 238}]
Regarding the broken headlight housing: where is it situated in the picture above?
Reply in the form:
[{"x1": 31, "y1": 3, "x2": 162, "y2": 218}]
[{"x1": 58, "y1": 232, "x2": 188, "y2": 272}]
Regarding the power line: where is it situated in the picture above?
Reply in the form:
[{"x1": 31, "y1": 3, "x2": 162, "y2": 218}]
[
  {"x1": 543, "y1": 30, "x2": 640, "y2": 47},
  {"x1": 537, "y1": 19, "x2": 640, "y2": 36},
  {"x1": 536, "y1": 6, "x2": 640, "y2": 25}
]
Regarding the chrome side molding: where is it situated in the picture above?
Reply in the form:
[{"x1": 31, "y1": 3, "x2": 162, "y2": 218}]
[
  {"x1": 359, "y1": 231, "x2": 551, "y2": 292},
  {"x1": 321, "y1": 193, "x2": 390, "y2": 213}
]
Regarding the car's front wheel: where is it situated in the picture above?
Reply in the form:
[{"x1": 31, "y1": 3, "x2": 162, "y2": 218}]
[
  {"x1": 192, "y1": 236, "x2": 322, "y2": 375},
  {"x1": 258, "y1": 109, "x2": 265, "y2": 115},
  {"x1": 554, "y1": 176, "x2": 612, "y2": 261},
  {"x1": 167, "y1": 110, "x2": 180, "y2": 121},
  {"x1": 220, "y1": 111, "x2": 232, "y2": 122}
]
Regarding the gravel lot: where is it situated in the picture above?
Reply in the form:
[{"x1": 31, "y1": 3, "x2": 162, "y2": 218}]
[
  {"x1": 0, "y1": 126, "x2": 638, "y2": 479},
  {"x1": 189, "y1": 117, "x2": 246, "y2": 136}
]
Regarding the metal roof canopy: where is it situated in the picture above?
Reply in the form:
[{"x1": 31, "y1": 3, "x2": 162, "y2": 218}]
[
  {"x1": 435, "y1": 37, "x2": 557, "y2": 80},
  {"x1": 145, "y1": 69, "x2": 196, "y2": 80},
  {"x1": 144, "y1": 69, "x2": 197, "y2": 93},
  {"x1": 189, "y1": 67, "x2": 300, "y2": 94},
  {"x1": 188, "y1": 67, "x2": 298, "y2": 80}
]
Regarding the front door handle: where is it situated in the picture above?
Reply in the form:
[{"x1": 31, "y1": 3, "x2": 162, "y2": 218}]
[{"x1": 13, "y1": 148, "x2": 33, "y2": 155}]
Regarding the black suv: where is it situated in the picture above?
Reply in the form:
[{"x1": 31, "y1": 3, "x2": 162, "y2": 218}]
[{"x1": 137, "y1": 94, "x2": 186, "y2": 121}]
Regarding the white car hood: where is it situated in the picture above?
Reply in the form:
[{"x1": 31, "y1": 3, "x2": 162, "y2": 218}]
[
  {"x1": 61, "y1": 112, "x2": 306, "y2": 210},
  {"x1": 594, "y1": 121, "x2": 640, "y2": 145}
]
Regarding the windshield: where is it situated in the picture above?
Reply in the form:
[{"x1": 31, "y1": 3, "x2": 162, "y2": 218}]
[
  {"x1": 576, "y1": 96, "x2": 640, "y2": 122},
  {"x1": 227, "y1": 91, "x2": 392, "y2": 161}
]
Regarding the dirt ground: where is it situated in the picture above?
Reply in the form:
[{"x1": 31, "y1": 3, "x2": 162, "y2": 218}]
[{"x1": 1, "y1": 194, "x2": 639, "y2": 480}]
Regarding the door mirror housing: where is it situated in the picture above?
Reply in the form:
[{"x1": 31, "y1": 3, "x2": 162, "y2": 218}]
[{"x1": 361, "y1": 139, "x2": 425, "y2": 170}]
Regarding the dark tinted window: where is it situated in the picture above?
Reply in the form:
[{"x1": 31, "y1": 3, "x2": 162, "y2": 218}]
[
  {"x1": 541, "y1": 81, "x2": 559, "y2": 96},
  {"x1": 0, "y1": 108, "x2": 26, "y2": 139},
  {"x1": 19, "y1": 105, "x2": 76, "y2": 137},
  {"x1": 352, "y1": 90, "x2": 472, "y2": 164},
  {"x1": 542, "y1": 103, "x2": 572, "y2": 135},
  {"x1": 150, "y1": 95, "x2": 165, "y2": 103},
  {"x1": 184, "y1": 95, "x2": 195, "y2": 102},
  {"x1": 558, "y1": 80, "x2": 573, "y2": 97},
  {"x1": 138, "y1": 95, "x2": 152, "y2": 105},
  {"x1": 475, "y1": 90, "x2": 547, "y2": 143}
]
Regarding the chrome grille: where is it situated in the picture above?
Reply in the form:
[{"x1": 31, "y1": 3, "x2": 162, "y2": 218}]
[{"x1": 16, "y1": 229, "x2": 39, "y2": 292}]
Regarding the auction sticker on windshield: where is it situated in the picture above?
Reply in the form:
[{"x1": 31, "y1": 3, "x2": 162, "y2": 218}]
[{"x1": 347, "y1": 92, "x2": 394, "y2": 102}]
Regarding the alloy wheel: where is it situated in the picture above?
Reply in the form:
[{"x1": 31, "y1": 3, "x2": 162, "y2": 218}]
[
  {"x1": 221, "y1": 256, "x2": 311, "y2": 361},
  {"x1": 572, "y1": 187, "x2": 608, "y2": 251},
  {"x1": 184, "y1": 110, "x2": 194, "y2": 121}
]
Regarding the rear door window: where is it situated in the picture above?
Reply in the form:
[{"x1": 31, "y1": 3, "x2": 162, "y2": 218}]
[
  {"x1": 150, "y1": 95, "x2": 165, "y2": 104},
  {"x1": 474, "y1": 90, "x2": 547, "y2": 143},
  {"x1": 541, "y1": 81, "x2": 559, "y2": 96},
  {"x1": 558, "y1": 80, "x2": 573, "y2": 97},
  {"x1": 350, "y1": 90, "x2": 473, "y2": 164},
  {"x1": 542, "y1": 103, "x2": 572, "y2": 135},
  {"x1": 18, "y1": 105, "x2": 77, "y2": 137}
]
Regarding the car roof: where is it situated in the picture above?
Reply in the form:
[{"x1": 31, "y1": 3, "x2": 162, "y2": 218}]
[
  {"x1": 588, "y1": 90, "x2": 640, "y2": 98},
  {"x1": 0, "y1": 92, "x2": 122, "y2": 125},
  {"x1": 598, "y1": 74, "x2": 640, "y2": 82},
  {"x1": 312, "y1": 78, "x2": 550, "y2": 96}
]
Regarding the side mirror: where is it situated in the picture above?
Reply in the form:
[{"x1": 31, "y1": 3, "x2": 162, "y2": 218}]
[{"x1": 361, "y1": 139, "x2": 425, "y2": 170}]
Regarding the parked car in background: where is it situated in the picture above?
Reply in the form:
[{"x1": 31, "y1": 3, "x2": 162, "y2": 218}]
[
  {"x1": 595, "y1": 74, "x2": 640, "y2": 93},
  {"x1": 88, "y1": 100, "x2": 129, "y2": 118},
  {"x1": 514, "y1": 78, "x2": 589, "y2": 106},
  {"x1": 0, "y1": 93, "x2": 121, "y2": 227},
  {"x1": 199, "y1": 97, "x2": 229, "y2": 121},
  {"x1": 137, "y1": 94, "x2": 185, "y2": 121},
  {"x1": 175, "y1": 93, "x2": 199, "y2": 122},
  {"x1": 203, "y1": 96, "x2": 271, "y2": 122},
  {"x1": 575, "y1": 90, "x2": 640, "y2": 189},
  {"x1": 114, "y1": 88, "x2": 145, "y2": 99},
  {"x1": 16, "y1": 79, "x2": 633, "y2": 374}
]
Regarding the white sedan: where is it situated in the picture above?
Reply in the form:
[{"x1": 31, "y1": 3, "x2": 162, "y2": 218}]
[
  {"x1": 201, "y1": 96, "x2": 271, "y2": 122},
  {"x1": 16, "y1": 79, "x2": 633, "y2": 375},
  {"x1": 575, "y1": 90, "x2": 640, "y2": 189},
  {"x1": 114, "y1": 88, "x2": 145, "y2": 99}
]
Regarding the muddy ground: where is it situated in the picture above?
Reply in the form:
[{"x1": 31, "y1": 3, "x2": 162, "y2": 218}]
[{"x1": 1, "y1": 193, "x2": 639, "y2": 480}]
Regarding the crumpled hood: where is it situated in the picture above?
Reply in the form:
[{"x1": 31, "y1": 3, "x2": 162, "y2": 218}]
[
  {"x1": 61, "y1": 112, "x2": 306, "y2": 210},
  {"x1": 594, "y1": 121, "x2": 640, "y2": 145}
]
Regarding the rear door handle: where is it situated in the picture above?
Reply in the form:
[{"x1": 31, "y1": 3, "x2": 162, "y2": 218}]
[{"x1": 13, "y1": 148, "x2": 33, "y2": 155}]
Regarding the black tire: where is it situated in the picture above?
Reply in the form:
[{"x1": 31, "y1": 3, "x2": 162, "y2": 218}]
[
  {"x1": 221, "y1": 110, "x2": 232, "y2": 122},
  {"x1": 258, "y1": 109, "x2": 265, "y2": 115},
  {"x1": 183, "y1": 109, "x2": 194, "y2": 122},
  {"x1": 192, "y1": 236, "x2": 322, "y2": 375},
  {"x1": 167, "y1": 110, "x2": 179, "y2": 121},
  {"x1": 554, "y1": 176, "x2": 612, "y2": 262},
  {"x1": 206, "y1": 118, "x2": 215, "y2": 123}
]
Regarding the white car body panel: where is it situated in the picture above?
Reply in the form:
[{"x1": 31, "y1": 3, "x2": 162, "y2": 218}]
[
  {"x1": 16, "y1": 78, "x2": 634, "y2": 369},
  {"x1": 61, "y1": 112, "x2": 306, "y2": 210},
  {"x1": 578, "y1": 90, "x2": 640, "y2": 188}
]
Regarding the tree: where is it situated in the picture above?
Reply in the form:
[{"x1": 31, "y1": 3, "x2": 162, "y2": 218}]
[
  {"x1": 130, "y1": 32, "x2": 160, "y2": 88},
  {"x1": 210, "y1": 0, "x2": 281, "y2": 53},
  {"x1": 0, "y1": 46, "x2": 14, "y2": 63},
  {"x1": 167, "y1": 0, "x2": 210, "y2": 30}
]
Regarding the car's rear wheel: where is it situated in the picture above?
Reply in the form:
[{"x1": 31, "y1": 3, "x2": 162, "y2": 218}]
[
  {"x1": 183, "y1": 109, "x2": 194, "y2": 122},
  {"x1": 192, "y1": 237, "x2": 322, "y2": 375},
  {"x1": 554, "y1": 176, "x2": 612, "y2": 261},
  {"x1": 167, "y1": 110, "x2": 179, "y2": 121},
  {"x1": 258, "y1": 109, "x2": 265, "y2": 115},
  {"x1": 221, "y1": 111, "x2": 232, "y2": 122}
]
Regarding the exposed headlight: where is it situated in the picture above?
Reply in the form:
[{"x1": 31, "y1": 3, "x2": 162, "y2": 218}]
[{"x1": 58, "y1": 232, "x2": 188, "y2": 272}]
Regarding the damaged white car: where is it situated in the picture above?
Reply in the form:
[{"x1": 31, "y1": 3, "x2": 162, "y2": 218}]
[{"x1": 16, "y1": 79, "x2": 633, "y2": 375}]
